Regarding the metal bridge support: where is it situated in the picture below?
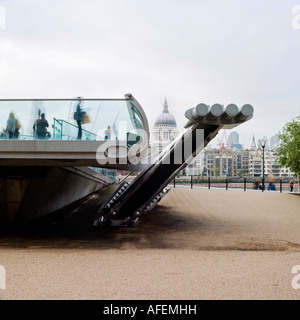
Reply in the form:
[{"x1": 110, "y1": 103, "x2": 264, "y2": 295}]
[{"x1": 94, "y1": 103, "x2": 254, "y2": 227}]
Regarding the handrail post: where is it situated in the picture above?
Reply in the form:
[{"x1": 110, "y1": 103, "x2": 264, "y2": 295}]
[
  {"x1": 52, "y1": 118, "x2": 55, "y2": 140},
  {"x1": 208, "y1": 176, "x2": 211, "y2": 190},
  {"x1": 191, "y1": 175, "x2": 193, "y2": 189},
  {"x1": 244, "y1": 178, "x2": 246, "y2": 191}
]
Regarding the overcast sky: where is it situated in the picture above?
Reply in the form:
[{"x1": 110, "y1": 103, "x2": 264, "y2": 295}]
[{"x1": 0, "y1": 0, "x2": 300, "y2": 147}]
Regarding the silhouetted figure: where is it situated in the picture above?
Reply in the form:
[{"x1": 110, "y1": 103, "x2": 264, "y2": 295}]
[
  {"x1": 253, "y1": 179, "x2": 261, "y2": 190},
  {"x1": 74, "y1": 101, "x2": 84, "y2": 140},
  {"x1": 290, "y1": 180, "x2": 294, "y2": 192},
  {"x1": 33, "y1": 113, "x2": 49, "y2": 139},
  {"x1": 267, "y1": 174, "x2": 276, "y2": 191},
  {"x1": 6, "y1": 112, "x2": 20, "y2": 139},
  {"x1": 104, "y1": 125, "x2": 112, "y2": 140}
]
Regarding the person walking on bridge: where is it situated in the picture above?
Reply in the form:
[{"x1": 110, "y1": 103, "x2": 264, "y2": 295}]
[
  {"x1": 74, "y1": 100, "x2": 85, "y2": 140},
  {"x1": 33, "y1": 113, "x2": 49, "y2": 139},
  {"x1": 104, "y1": 125, "x2": 112, "y2": 140},
  {"x1": 6, "y1": 112, "x2": 21, "y2": 139}
]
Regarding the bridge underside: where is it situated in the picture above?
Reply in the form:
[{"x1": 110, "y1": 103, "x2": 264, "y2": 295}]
[{"x1": 0, "y1": 166, "x2": 114, "y2": 227}]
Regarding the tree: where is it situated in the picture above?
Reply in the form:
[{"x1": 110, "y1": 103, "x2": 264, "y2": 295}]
[
  {"x1": 214, "y1": 167, "x2": 220, "y2": 176},
  {"x1": 277, "y1": 116, "x2": 300, "y2": 177}
]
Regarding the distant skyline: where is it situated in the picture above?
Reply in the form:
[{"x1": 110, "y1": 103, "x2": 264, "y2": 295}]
[
  {"x1": 154, "y1": 97, "x2": 284, "y2": 149},
  {"x1": 0, "y1": 0, "x2": 300, "y2": 149}
]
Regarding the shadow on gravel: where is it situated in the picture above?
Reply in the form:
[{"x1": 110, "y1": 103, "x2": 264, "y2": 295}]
[
  {"x1": 1, "y1": 190, "x2": 300, "y2": 252},
  {"x1": 0, "y1": 191, "x2": 201, "y2": 250}
]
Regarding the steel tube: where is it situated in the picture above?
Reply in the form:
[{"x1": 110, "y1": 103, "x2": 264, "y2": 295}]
[
  {"x1": 206, "y1": 103, "x2": 224, "y2": 121},
  {"x1": 235, "y1": 104, "x2": 254, "y2": 121},
  {"x1": 192, "y1": 103, "x2": 209, "y2": 120},
  {"x1": 221, "y1": 103, "x2": 239, "y2": 120}
]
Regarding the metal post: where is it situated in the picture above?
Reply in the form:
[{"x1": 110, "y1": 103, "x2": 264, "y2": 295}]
[
  {"x1": 262, "y1": 146, "x2": 265, "y2": 192},
  {"x1": 262, "y1": 144, "x2": 265, "y2": 192},
  {"x1": 174, "y1": 177, "x2": 175, "y2": 188},
  {"x1": 226, "y1": 178, "x2": 228, "y2": 190},
  {"x1": 191, "y1": 175, "x2": 193, "y2": 189},
  {"x1": 244, "y1": 178, "x2": 246, "y2": 191},
  {"x1": 280, "y1": 179, "x2": 282, "y2": 193},
  {"x1": 208, "y1": 176, "x2": 211, "y2": 189}
]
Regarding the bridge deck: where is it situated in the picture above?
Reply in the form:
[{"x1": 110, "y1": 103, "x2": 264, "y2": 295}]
[{"x1": 0, "y1": 140, "x2": 137, "y2": 169}]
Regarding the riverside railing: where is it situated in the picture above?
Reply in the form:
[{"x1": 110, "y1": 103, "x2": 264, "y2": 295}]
[{"x1": 171, "y1": 176, "x2": 299, "y2": 193}]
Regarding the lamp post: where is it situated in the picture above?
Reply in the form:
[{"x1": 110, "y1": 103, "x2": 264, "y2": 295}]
[{"x1": 259, "y1": 140, "x2": 266, "y2": 192}]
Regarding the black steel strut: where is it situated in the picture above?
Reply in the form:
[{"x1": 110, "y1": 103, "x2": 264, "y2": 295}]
[{"x1": 94, "y1": 103, "x2": 254, "y2": 227}]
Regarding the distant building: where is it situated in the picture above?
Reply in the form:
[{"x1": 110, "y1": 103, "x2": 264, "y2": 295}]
[
  {"x1": 186, "y1": 135, "x2": 294, "y2": 178},
  {"x1": 150, "y1": 97, "x2": 180, "y2": 153},
  {"x1": 270, "y1": 133, "x2": 280, "y2": 150},
  {"x1": 248, "y1": 146, "x2": 293, "y2": 177},
  {"x1": 149, "y1": 106, "x2": 293, "y2": 177},
  {"x1": 186, "y1": 151, "x2": 203, "y2": 176},
  {"x1": 250, "y1": 134, "x2": 256, "y2": 150},
  {"x1": 231, "y1": 143, "x2": 243, "y2": 150},
  {"x1": 204, "y1": 144, "x2": 237, "y2": 176},
  {"x1": 229, "y1": 131, "x2": 239, "y2": 147},
  {"x1": 236, "y1": 149, "x2": 250, "y2": 175}
]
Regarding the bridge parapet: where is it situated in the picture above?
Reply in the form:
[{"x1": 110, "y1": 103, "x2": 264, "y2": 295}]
[
  {"x1": 0, "y1": 94, "x2": 148, "y2": 142},
  {"x1": 0, "y1": 94, "x2": 149, "y2": 169}
]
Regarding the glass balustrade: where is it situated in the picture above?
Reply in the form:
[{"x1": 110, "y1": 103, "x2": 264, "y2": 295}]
[
  {"x1": 0, "y1": 98, "x2": 146, "y2": 145},
  {"x1": 52, "y1": 119, "x2": 100, "y2": 141}
]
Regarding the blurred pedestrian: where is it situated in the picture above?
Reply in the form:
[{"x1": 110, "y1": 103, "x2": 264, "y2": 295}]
[
  {"x1": 289, "y1": 180, "x2": 294, "y2": 192},
  {"x1": 104, "y1": 125, "x2": 112, "y2": 140},
  {"x1": 6, "y1": 112, "x2": 21, "y2": 139},
  {"x1": 267, "y1": 174, "x2": 276, "y2": 191},
  {"x1": 33, "y1": 113, "x2": 49, "y2": 139},
  {"x1": 74, "y1": 99, "x2": 84, "y2": 140},
  {"x1": 254, "y1": 179, "x2": 260, "y2": 190}
]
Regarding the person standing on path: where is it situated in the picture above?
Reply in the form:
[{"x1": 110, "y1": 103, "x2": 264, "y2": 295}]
[{"x1": 289, "y1": 180, "x2": 294, "y2": 192}]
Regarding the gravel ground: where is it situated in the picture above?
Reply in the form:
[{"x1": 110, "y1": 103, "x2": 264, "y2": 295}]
[{"x1": 0, "y1": 188, "x2": 299, "y2": 300}]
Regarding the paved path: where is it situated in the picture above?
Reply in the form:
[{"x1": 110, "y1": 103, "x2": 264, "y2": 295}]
[{"x1": 0, "y1": 188, "x2": 299, "y2": 299}]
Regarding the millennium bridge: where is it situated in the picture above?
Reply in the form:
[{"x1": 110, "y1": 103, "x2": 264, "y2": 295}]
[{"x1": 0, "y1": 94, "x2": 253, "y2": 227}]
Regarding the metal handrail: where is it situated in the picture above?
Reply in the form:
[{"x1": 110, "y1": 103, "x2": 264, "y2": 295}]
[
  {"x1": 53, "y1": 118, "x2": 101, "y2": 140},
  {"x1": 0, "y1": 98, "x2": 130, "y2": 101}
]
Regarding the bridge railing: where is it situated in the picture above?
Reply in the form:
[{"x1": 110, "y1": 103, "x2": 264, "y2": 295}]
[
  {"x1": 53, "y1": 118, "x2": 100, "y2": 140},
  {"x1": 0, "y1": 96, "x2": 148, "y2": 145},
  {"x1": 171, "y1": 175, "x2": 299, "y2": 193}
]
